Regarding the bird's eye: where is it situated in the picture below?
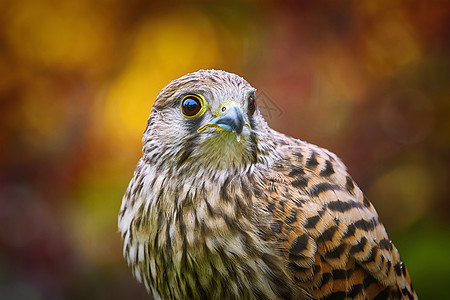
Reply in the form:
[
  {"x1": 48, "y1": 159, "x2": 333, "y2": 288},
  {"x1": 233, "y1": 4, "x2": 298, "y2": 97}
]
[
  {"x1": 181, "y1": 94, "x2": 203, "y2": 118},
  {"x1": 248, "y1": 95, "x2": 256, "y2": 115}
]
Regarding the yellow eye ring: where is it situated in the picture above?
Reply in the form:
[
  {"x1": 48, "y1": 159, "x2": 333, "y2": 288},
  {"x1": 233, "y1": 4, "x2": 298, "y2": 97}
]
[{"x1": 180, "y1": 94, "x2": 207, "y2": 119}]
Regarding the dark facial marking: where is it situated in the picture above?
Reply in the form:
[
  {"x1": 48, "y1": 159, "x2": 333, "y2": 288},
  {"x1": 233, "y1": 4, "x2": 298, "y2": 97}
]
[
  {"x1": 185, "y1": 113, "x2": 205, "y2": 134},
  {"x1": 177, "y1": 136, "x2": 198, "y2": 167}
]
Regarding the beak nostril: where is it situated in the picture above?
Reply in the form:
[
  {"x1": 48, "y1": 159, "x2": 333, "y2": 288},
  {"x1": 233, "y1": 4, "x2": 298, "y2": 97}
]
[
  {"x1": 198, "y1": 104, "x2": 251, "y2": 134},
  {"x1": 214, "y1": 106, "x2": 245, "y2": 134}
]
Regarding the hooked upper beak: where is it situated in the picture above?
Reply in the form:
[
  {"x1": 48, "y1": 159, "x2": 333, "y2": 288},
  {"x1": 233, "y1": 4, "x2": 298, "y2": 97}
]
[{"x1": 197, "y1": 106, "x2": 251, "y2": 134}]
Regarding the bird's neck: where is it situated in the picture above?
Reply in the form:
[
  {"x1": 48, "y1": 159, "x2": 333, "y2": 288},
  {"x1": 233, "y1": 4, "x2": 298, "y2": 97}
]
[
  {"x1": 125, "y1": 160, "x2": 281, "y2": 295},
  {"x1": 119, "y1": 129, "x2": 292, "y2": 299},
  {"x1": 145, "y1": 161, "x2": 262, "y2": 241}
]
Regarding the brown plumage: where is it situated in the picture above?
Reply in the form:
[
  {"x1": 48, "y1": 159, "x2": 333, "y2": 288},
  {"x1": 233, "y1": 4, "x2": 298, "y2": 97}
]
[{"x1": 119, "y1": 69, "x2": 416, "y2": 299}]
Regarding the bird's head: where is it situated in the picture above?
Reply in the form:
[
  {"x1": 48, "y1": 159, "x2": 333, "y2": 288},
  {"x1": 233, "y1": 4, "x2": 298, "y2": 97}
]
[{"x1": 142, "y1": 70, "x2": 274, "y2": 172}]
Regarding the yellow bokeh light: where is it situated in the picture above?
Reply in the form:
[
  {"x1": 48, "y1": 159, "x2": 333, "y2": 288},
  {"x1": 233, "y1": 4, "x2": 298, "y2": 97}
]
[
  {"x1": 369, "y1": 160, "x2": 436, "y2": 230},
  {"x1": 102, "y1": 9, "x2": 221, "y2": 146},
  {"x1": 5, "y1": 0, "x2": 109, "y2": 69},
  {"x1": 362, "y1": 10, "x2": 422, "y2": 76}
]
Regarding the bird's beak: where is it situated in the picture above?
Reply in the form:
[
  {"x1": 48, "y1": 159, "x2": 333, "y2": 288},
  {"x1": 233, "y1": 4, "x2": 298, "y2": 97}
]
[{"x1": 197, "y1": 106, "x2": 251, "y2": 134}]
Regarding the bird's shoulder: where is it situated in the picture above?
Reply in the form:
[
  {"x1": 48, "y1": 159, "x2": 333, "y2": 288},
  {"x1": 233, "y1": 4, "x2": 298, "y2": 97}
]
[{"x1": 256, "y1": 129, "x2": 415, "y2": 299}]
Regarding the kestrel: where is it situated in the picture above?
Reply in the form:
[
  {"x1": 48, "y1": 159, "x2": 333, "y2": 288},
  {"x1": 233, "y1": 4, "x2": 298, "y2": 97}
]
[{"x1": 119, "y1": 70, "x2": 416, "y2": 299}]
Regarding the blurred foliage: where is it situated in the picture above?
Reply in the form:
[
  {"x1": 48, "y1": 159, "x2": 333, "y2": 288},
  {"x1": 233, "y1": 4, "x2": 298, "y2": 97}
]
[{"x1": 0, "y1": 0, "x2": 449, "y2": 299}]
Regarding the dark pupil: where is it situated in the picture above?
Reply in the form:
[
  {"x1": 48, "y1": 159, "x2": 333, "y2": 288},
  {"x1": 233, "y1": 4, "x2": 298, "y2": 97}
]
[
  {"x1": 183, "y1": 97, "x2": 201, "y2": 116},
  {"x1": 186, "y1": 100, "x2": 197, "y2": 111}
]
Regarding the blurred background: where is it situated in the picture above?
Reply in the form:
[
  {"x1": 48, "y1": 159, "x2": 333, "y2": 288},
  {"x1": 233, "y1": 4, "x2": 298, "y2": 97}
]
[{"x1": 0, "y1": 0, "x2": 449, "y2": 299}]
